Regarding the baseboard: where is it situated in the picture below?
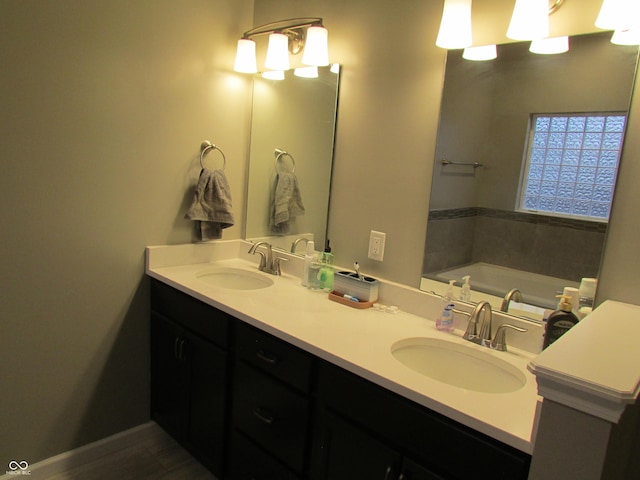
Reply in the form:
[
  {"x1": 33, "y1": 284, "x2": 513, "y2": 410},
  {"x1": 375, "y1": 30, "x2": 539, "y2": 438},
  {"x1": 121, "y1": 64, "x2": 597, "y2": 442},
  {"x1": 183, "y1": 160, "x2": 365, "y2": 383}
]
[{"x1": 1, "y1": 421, "x2": 160, "y2": 479}]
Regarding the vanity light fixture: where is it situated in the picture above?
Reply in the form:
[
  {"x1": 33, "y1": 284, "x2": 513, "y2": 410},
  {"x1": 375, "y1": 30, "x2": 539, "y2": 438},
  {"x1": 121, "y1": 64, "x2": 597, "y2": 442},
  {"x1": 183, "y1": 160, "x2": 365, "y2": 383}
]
[
  {"x1": 507, "y1": 0, "x2": 549, "y2": 40},
  {"x1": 233, "y1": 18, "x2": 329, "y2": 74},
  {"x1": 294, "y1": 66, "x2": 319, "y2": 78},
  {"x1": 436, "y1": 0, "x2": 473, "y2": 49},
  {"x1": 595, "y1": 0, "x2": 638, "y2": 31},
  {"x1": 611, "y1": 28, "x2": 640, "y2": 45},
  {"x1": 529, "y1": 35, "x2": 569, "y2": 54},
  {"x1": 462, "y1": 44, "x2": 497, "y2": 61},
  {"x1": 264, "y1": 33, "x2": 291, "y2": 70},
  {"x1": 262, "y1": 70, "x2": 285, "y2": 80}
]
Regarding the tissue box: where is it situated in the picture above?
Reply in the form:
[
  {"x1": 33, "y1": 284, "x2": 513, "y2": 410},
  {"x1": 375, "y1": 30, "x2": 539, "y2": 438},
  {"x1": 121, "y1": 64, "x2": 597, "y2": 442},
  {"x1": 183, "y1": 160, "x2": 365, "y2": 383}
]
[{"x1": 333, "y1": 271, "x2": 379, "y2": 302}]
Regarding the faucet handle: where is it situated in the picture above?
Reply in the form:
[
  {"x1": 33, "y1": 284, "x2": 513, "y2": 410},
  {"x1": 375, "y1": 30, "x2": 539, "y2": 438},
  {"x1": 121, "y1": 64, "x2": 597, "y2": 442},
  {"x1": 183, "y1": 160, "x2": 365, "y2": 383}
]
[
  {"x1": 273, "y1": 256, "x2": 289, "y2": 276},
  {"x1": 490, "y1": 324, "x2": 527, "y2": 352}
]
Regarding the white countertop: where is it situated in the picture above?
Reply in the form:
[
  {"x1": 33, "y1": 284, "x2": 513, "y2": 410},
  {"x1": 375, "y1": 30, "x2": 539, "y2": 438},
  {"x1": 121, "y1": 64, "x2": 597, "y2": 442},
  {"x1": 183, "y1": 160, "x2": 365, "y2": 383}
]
[
  {"x1": 528, "y1": 300, "x2": 640, "y2": 423},
  {"x1": 146, "y1": 241, "x2": 541, "y2": 454}
]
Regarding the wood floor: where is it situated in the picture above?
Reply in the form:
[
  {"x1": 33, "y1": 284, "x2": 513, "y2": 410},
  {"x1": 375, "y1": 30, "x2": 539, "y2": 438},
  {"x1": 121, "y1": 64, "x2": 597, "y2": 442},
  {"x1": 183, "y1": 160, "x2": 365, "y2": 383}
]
[{"x1": 46, "y1": 427, "x2": 218, "y2": 480}]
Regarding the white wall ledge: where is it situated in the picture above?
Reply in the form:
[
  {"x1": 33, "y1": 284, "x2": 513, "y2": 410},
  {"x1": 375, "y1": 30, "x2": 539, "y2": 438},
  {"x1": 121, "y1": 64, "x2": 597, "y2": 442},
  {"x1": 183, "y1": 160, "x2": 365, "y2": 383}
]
[{"x1": 528, "y1": 300, "x2": 640, "y2": 423}]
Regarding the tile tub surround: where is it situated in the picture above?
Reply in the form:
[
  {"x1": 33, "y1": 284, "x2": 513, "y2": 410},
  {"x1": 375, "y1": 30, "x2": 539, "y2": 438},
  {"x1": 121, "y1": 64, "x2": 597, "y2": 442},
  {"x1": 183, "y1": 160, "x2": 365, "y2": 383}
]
[
  {"x1": 423, "y1": 207, "x2": 606, "y2": 281},
  {"x1": 146, "y1": 240, "x2": 542, "y2": 453}
]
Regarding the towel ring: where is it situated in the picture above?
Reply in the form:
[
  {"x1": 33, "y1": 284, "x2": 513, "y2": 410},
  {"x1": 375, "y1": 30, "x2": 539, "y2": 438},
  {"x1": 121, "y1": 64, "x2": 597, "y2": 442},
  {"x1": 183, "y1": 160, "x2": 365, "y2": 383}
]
[
  {"x1": 274, "y1": 148, "x2": 296, "y2": 174},
  {"x1": 200, "y1": 141, "x2": 226, "y2": 170}
]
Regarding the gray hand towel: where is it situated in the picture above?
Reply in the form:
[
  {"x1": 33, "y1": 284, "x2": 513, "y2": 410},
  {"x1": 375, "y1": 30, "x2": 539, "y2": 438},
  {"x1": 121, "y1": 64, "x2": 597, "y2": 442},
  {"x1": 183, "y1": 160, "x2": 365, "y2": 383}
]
[
  {"x1": 270, "y1": 172, "x2": 305, "y2": 234},
  {"x1": 185, "y1": 168, "x2": 235, "y2": 241}
]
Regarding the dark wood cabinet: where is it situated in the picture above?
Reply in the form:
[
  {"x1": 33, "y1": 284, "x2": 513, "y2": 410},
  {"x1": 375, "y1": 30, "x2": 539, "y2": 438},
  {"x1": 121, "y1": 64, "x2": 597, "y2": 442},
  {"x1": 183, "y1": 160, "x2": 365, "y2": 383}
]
[
  {"x1": 312, "y1": 360, "x2": 530, "y2": 480},
  {"x1": 150, "y1": 280, "x2": 231, "y2": 478},
  {"x1": 149, "y1": 279, "x2": 531, "y2": 480},
  {"x1": 317, "y1": 412, "x2": 444, "y2": 480},
  {"x1": 228, "y1": 322, "x2": 315, "y2": 480}
]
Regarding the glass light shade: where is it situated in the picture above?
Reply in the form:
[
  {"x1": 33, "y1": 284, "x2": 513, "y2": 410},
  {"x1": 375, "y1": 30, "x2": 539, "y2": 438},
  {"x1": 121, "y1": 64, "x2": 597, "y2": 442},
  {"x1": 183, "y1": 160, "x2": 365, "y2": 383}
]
[
  {"x1": 262, "y1": 70, "x2": 285, "y2": 80},
  {"x1": 611, "y1": 28, "x2": 640, "y2": 45},
  {"x1": 529, "y1": 36, "x2": 569, "y2": 54},
  {"x1": 507, "y1": 0, "x2": 549, "y2": 40},
  {"x1": 265, "y1": 33, "x2": 290, "y2": 71},
  {"x1": 595, "y1": 0, "x2": 639, "y2": 31},
  {"x1": 435, "y1": 0, "x2": 473, "y2": 49},
  {"x1": 233, "y1": 39, "x2": 257, "y2": 73},
  {"x1": 294, "y1": 66, "x2": 318, "y2": 78},
  {"x1": 302, "y1": 26, "x2": 329, "y2": 66},
  {"x1": 462, "y1": 44, "x2": 497, "y2": 61},
  {"x1": 330, "y1": 63, "x2": 340, "y2": 74}
]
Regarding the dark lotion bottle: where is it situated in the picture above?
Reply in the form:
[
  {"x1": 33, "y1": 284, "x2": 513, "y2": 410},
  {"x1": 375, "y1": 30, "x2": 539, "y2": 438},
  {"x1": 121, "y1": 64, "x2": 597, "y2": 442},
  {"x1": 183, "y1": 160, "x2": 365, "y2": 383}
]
[{"x1": 542, "y1": 295, "x2": 580, "y2": 350}]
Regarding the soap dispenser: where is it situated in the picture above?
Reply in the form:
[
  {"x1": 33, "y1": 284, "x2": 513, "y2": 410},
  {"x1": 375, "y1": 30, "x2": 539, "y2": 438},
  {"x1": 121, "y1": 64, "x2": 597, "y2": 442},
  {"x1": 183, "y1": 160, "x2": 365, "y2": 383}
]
[
  {"x1": 460, "y1": 275, "x2": 471, "y2": 302},
  {"x1": 436, "y1": 303, "x2": 456, "y2": 332},
  {"x1": 301, "y1": 240, "x2": 315, "y2": 287},
  {"x1": 318, "y1": 239, "x2": 334, "y2": 291},
  {"x1": 542, "y1": 295, "x2": 579, "y2": 349},
  {"x1": 444, "y1": 280, "x2": 455, "y2": 303}
]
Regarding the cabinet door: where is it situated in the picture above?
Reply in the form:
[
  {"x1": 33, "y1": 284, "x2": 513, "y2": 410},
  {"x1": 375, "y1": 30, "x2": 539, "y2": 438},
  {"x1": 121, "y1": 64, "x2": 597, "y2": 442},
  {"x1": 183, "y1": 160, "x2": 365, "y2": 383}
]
[
  {"x1": 185, "y1": 331, "x2": 229, "y2": 477},
  {"x1": 322, "y1": 413, "x2": 401, "y2": 480},
  {"x1": 150, "y1": 313, "x2": 189, "y2": 441},
  {"x1": 401, "y1": 458, "x2": 446, "y2": 480},
  {"x1": 228, "y1": 431, "x2": 301, "y2": 480}
]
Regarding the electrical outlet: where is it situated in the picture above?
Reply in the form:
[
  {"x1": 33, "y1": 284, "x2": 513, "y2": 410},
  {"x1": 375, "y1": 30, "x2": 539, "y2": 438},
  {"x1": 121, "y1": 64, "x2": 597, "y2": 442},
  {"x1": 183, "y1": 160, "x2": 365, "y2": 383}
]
[{"x1": 368, "y1": 230, "x2": 386, "y2": 261}]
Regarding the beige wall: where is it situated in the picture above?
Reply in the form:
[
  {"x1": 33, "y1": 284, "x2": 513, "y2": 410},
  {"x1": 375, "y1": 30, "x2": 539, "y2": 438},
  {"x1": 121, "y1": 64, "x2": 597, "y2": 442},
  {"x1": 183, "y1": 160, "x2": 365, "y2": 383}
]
[{"x1": 0, "y1": 0, "x2": 253, "y2": 464}]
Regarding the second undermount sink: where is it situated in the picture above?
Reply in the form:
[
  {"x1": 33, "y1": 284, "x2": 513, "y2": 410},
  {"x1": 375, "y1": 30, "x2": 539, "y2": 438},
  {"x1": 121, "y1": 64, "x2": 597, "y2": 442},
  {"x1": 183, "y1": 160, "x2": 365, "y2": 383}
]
[
  {"x1": 391, "y1": 337, "x2": 526, "y2": 394},
  {"x1": 196, "y1": 267, "x2": 274, "y2": 290}
]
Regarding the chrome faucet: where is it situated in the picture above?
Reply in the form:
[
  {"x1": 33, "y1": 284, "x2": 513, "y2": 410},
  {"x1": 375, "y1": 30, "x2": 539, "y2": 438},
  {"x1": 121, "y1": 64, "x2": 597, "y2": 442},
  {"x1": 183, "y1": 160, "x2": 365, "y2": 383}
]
[
  {"x1": 291, "y1": 237, "x2": 309, "y2": 253},
  {"x1": 462, "y1": 300, "x2": 528, "y2": 351},
  {"x1": 463, "y1": 301, "x2": 493, "y2": 346},
  {"x1": 500, "y1": 288, "x2": 523, "y2": 312},
  {"x1": 248, "y1": 242, "x2": 288, "y2": 275}
]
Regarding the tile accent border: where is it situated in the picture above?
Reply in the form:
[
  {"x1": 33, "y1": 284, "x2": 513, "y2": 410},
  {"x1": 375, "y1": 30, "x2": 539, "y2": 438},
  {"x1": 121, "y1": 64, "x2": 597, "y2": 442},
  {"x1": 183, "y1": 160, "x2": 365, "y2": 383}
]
[{"x1": 429, "y1": 207, "x2": 608, "y2": 233}]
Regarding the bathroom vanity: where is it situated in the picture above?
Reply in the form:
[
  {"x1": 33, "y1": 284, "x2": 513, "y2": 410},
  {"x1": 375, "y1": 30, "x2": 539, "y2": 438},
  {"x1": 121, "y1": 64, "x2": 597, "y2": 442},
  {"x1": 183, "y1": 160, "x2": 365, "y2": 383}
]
[{"x1": 147, "y1": 241, "x2": 539, "y2": 479}]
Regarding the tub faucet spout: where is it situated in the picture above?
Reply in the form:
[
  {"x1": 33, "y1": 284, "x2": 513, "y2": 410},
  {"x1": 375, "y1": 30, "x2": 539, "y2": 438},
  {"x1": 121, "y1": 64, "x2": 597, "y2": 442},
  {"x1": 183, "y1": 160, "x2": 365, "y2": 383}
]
[
  {"x1": 501, "y1": 288, "x2": 523, "y2": 312},
  {"x1": 291, "y1": 237, "x2": 309, "y2": 253}
]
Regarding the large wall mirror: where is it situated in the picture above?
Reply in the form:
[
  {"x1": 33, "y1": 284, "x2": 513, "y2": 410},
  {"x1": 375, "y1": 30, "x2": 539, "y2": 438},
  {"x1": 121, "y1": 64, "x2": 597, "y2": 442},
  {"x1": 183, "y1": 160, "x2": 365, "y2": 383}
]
[
  {"x1": 244, "y1": 65, "x2": 340, "y2": 253},
  {"x1": 421, "y1": 32, "x2": 639, "y2": 321}
]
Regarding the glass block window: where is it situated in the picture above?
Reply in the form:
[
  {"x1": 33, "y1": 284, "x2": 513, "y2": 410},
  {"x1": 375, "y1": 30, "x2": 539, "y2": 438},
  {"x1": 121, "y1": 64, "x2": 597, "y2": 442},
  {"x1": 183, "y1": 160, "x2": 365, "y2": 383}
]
[{"x1": 519, "y1": 113, "x2": 627, "y2": 221}]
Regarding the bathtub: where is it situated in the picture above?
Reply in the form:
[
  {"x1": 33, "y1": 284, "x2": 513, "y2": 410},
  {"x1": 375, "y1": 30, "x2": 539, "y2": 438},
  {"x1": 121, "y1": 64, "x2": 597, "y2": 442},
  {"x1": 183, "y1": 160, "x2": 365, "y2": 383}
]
[{"x1": 434, "y1": 262, "x2": 579, "y2": 310}]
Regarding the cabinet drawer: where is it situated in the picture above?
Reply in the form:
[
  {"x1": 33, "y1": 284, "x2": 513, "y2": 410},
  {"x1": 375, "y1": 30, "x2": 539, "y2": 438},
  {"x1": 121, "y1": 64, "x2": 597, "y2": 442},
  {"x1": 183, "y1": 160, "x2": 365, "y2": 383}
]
[
  {"x1": 236, "y1": 321, "x2": 313, "y2": 393},
  {"x1": 229, "y1": 431, "x2": 302, "y2": 480},
  {"x1": 150, "y1": 279, "x2": 230, "y2": 348},
  {"x1": 233, "y1": 362, "x2": 311, "y2": 473}
]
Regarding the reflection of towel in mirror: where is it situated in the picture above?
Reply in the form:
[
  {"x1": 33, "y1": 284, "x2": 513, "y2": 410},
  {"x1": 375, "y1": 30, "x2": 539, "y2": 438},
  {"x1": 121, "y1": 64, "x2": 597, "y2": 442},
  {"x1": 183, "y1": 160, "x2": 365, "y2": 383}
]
[
  {"x1": 185, "y1": 168, "x2": 235, "y2": 241},
  {"x1": 270, "y1": 172, "x2": 305, "y2": 234}
]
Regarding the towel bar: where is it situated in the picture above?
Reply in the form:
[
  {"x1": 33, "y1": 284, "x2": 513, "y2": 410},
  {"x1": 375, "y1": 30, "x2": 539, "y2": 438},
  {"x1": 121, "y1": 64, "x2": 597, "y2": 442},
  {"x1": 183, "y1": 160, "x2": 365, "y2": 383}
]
[
  {"x1": 274, "y1": 148, "x2": 296, "y2": 174},
  {"x1": 200, "y1": 141, "x2": 226, "y2": 170},
  {"x1": 441, "y1": 159, "x2": 484, "y2": 169}
]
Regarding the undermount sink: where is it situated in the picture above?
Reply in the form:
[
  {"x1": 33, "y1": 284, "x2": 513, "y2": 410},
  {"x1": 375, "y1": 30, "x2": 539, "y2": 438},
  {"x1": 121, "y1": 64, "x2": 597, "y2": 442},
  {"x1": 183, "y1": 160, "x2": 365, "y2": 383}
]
[
  {"x1": 391, "y1": 337, "x2": 526, "y2": 394},
  {"x1": 196, "y1": 267, "x2": 274, "y2": 290}
]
